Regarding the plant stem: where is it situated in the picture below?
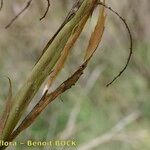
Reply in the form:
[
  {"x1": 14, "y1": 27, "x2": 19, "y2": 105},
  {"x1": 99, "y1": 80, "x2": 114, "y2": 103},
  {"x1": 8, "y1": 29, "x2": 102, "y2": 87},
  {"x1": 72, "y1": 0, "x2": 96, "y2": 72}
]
[{"x1": 0, "y1": 0, "x2": 98, "y2": 144}]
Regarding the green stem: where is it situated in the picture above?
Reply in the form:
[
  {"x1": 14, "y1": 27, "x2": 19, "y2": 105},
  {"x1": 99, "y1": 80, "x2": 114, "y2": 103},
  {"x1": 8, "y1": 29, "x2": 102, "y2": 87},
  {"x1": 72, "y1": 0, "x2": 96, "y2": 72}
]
[{"x1": 0, "y1": 0, "x2": 97, "y2": 144}]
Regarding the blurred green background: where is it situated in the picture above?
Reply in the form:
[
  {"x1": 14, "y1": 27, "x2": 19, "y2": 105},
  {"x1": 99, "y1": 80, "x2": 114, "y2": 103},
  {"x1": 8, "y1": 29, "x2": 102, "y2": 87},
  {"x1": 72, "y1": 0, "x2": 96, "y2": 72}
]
[{"x1": 0, "y1": 0, "x2": 150, "y2": 150}]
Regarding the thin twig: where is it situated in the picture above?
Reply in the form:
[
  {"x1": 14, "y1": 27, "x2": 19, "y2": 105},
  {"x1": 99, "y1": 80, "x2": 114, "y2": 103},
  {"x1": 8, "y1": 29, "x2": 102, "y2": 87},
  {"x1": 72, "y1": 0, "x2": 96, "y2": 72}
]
[
  {"x1": 40, "y1": 0, "x2": 50, "y2": 20},
  {"x1": 5, "y1": 0, "x2": 33, "y2": 29},
  {"x1": 97, "y1": 2, "x2": 133, "y2": 87},
  {"x1": 0, "y1": 0, "x2": 3, "y2": 11}
]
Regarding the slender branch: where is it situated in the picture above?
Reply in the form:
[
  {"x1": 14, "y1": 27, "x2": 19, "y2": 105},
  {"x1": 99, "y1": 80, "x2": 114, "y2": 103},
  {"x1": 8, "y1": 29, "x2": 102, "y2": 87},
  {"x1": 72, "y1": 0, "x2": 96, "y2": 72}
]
[
  {"x1": 0, "y1": 0, "x2": 3, "y2": 11},
  {"x1": 97, "y1": 2, "x2": 133, "y2": 87},
  {"x1": 40, "y1": 0, "x2": 50, "y2": 20},
  {"x1": 5, "y1": 0, "x2": 33, "y2": 29}
]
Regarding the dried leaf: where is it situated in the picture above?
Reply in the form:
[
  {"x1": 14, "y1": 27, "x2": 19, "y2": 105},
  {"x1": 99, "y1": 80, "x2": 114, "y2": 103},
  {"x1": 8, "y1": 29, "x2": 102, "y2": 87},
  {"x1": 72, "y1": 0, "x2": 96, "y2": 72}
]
[
  {"x1": 10, "y1": 56, "x2": 92, "y2": 141},
  {"x1": 43, "y1": 14, "x2": 90, "y2": 94},
  {"x1": 84, "y1": 0, "x2": 106, "y2": 60}
]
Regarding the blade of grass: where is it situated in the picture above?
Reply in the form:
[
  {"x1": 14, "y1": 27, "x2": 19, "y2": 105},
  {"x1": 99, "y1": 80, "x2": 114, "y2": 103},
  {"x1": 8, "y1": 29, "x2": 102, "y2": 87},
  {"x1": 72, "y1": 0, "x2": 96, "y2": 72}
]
[
  {"x1": 8, "y1": 2, "x2": 107, "y2": 141},
  {"x1": 0, "y1": 77, "x2": 12, "y2": 135},
  {"x1": 1, "y1": 0, "x2": 98, "y2": 142},
  {"x1": 84, "y1": 0, "x2": 106, "y2": 60},
  {"x1": 43, "y1": 13, "x2": 90, "y2": 93},
  {"x1": 9, "y1": 58, "x2": 89, "y2": 141}
]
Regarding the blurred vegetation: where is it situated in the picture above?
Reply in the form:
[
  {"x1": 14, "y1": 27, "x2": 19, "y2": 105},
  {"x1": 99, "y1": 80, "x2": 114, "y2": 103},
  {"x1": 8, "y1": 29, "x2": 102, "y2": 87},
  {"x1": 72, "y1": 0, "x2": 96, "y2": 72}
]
[{"x1": 0, "y1": 0, "x2": 150, "y2": 150}]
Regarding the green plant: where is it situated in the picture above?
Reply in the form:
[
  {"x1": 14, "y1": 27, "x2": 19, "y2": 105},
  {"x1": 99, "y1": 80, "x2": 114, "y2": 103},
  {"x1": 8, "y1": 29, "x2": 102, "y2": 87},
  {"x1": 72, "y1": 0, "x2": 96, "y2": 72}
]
[{"x1": 0, "y1": 0, "x2": 132, "y2": 149}]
